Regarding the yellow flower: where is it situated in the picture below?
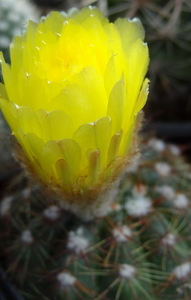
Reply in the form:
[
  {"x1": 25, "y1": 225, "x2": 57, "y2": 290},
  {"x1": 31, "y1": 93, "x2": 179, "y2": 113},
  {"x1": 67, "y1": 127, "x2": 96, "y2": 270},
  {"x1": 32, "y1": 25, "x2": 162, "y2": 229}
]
[{"x1": 0, "y1": 7, "x2": 149, "y2": 218}]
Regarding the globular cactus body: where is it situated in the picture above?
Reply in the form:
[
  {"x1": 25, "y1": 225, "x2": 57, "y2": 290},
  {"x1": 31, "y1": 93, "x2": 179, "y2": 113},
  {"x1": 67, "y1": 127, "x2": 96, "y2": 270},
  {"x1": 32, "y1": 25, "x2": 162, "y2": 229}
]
[{"x1": 1, "y1": 138, "x2": 191, "y2": 300}]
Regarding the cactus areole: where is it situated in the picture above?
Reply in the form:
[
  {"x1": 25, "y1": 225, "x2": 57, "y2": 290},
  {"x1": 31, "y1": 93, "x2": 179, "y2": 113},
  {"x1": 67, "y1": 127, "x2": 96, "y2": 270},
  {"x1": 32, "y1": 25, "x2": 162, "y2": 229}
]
[{"x1": 0, "y1": 7, "x2": 149, "y2": 219}]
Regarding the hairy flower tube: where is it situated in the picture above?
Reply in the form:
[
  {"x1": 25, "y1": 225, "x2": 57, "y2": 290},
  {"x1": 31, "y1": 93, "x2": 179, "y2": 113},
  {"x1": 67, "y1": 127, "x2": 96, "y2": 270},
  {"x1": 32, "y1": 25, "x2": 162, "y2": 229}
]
[{"x1": 0, "y1": 7, "x2": 149, "y2": 218}]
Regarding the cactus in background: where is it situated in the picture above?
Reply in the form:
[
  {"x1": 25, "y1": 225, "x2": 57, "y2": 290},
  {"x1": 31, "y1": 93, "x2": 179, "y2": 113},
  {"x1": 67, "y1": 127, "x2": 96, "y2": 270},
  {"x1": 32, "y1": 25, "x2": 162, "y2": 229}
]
[{"x1": 0, "y1": 137, "x2": 191, "y2": 299}]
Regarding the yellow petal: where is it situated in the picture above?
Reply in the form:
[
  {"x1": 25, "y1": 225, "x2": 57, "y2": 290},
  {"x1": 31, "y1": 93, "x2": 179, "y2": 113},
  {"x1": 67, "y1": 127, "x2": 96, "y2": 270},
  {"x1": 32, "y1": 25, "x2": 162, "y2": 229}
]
[
  {"x1": 124, "y1": 39, "x2": 149, "y2": 123},
  {"x1": 0, "y1": 82, "x2": 8, "y2": 99},
  {"x1": 94, "y1": 116, "x2": 112, "y2": 168},
  {"x1": 17, "y1": 131, "x2": 48, "y2": 179},
  {"x1": 107, "y1": 79, "x2": 125, "y2": 134},
  {"x1": 0, "y1": 59, "x2": 18, "y2": 104},
  {"x1": 36, "y1": 109, "x2": 74, "y2": 141},
  {"x1": 86, "y1": 149, "x2": 100, "y2": 186},
  {"x1": 74, "y1": 7, "x2": 107, "y2": 26},
  {"x1": 70, "y1": 67, "x2": 108, "y2": 113},
  {"x1": 55, "y1": 159, "x2": 72, "y2": 192},
  {"x1": 134, "y1": 78, "x2": 149, "y2": 115},
  {"x1": 47, "y1": 83, "x2": 105, "y2": 131},
  {"x1": 104, "y1": 56, "x2": 117, "y2": 97},
  {"x1": 58, "y1": 139, "x2": 81, "y2": 181},
  {"x1": 38, "y1": 11, "x2": 66, "y2": 34},
  {"x1": 73, "y1": 123, "x2": 95, "y2": 169},
  {"x1": 17, "y1": 106, "x2": 42, "y2": 136},
  {"x1": 10, "y1": 36, "x2": 24, "y2": 74},
  {"x1": 0, "y1": 100, "x2": 20, "y2": 133},
  {"x1": 115, "y1": 18, "x2": 145, "y2": 48},
  {"x1": 108, "y1": 130, "x2": 123, "y2": 164}
]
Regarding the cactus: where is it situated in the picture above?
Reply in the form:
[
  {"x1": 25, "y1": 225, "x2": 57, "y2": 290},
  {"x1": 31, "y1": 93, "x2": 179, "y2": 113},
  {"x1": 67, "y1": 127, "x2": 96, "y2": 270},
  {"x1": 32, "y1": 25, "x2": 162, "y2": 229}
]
[
  {"x1": 0, "y1": 2, "x2": 191, "y2": 300},
  {"x1": 0, "y1": 137, "x2": 191, "y2": 300}
]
